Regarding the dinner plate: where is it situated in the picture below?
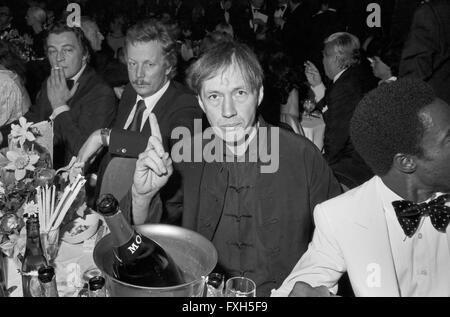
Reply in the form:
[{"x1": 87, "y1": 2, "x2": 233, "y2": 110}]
[{"x1": 61, "y1": 212, "x2": 100, "y2": 244}]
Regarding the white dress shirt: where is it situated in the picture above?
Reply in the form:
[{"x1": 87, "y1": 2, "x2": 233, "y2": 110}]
[
  {"x1": 379, "y1": 178, "x2": 450, "y2": 297},
  {"x1": 123, "y1": 80, "x2": 170, "y2": 132}
]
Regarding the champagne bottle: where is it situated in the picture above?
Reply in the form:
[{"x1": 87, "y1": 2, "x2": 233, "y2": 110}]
[
  {"x1": 96, "y1": 194, "x2": 184, "y2": 287},
  {"x1": 22, "y1": 214, "x2": 48, "y2": 297}
]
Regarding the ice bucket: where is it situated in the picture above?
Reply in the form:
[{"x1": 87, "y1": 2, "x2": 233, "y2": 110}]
[{"x1": 93, "y1": 224, "x2": 218, "y2": 297}]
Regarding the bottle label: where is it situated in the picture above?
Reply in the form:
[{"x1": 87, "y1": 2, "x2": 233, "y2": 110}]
[{"x1": 127, "y1": 234, "x2": 143, "y2": 255}]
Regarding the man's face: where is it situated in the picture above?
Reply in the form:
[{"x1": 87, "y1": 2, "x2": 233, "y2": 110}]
[
  {"x1": 0, "y1": 6, "x2": 12, "y2": 30},
  {"x1": 198, "y1": 64, "x2": 263, "y2": 144},
  {"x1": 278, "y1": 0, "x2": 288, "y2": 5},
  {"x1": 47, "y1": 31, "x2": 86, "y2": 79},
  {"x1": 126, "y1": 41, "x2": 172, "y2": 98},
  {"x1": 82, "y1": 21, "x2": 104, "y2": 52},
  {"x1": 413, "y1": 99, "x2": 450, "y2": 192},
  {"x1": 322, "y1": 46, "x2": 340, "y2": 80}
]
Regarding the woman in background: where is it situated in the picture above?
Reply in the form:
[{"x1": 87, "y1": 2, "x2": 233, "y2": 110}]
[
  {"x1": 261, "y1": 51, "x2": 307, "y2": 135},
  {"x1": 0, "y1": 40, "x2": 31, "y2": 127}
]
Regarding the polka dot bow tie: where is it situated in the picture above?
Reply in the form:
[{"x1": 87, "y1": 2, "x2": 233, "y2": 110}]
[{"x1": 392, "y1": 194, "x2": 450, "y2": 237}]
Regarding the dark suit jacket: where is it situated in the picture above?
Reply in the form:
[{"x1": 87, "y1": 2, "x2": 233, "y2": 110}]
[
  {"x1": 25, "y1": 66, "x2": 117, "y2": 168},
  {"x1": 108, "y1": 81, "x2": 203, "y2": 157},
  {"x1": 399, "y1": 0, "x2": 450, "y2": 105},
  {"x1": 97, "y1": 81, "x2": 203, "y2": 213},
  {"x1": 121, "y1": 120, "x2": 342, "y2": 296},
  {"x1": 319, "y1": 65, "x2": 374, "y2": 186}
]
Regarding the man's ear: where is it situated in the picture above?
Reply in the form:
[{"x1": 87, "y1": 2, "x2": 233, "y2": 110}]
[
  {"x1": 392, "y1": 153, "x2": 417, "y2": 174},
  {"x1": 197, "y1": 95, "x2": 205, "y2": 112},
  {"x1": 257, "y1": 86, "x2": 264, "y2": 108}
]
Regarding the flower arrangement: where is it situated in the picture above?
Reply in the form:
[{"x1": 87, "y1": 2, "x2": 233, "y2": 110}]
[{"x1": 0, "y1": 117, "x2": 51, "y2": 257}]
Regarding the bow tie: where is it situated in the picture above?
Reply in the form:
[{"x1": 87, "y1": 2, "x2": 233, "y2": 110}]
[
  {"x1": 278, "y1": 5, "x2": 287, "y2": 10},
  {"x1": 392, "y1": 194, "x2": 450, "y2": 237}
]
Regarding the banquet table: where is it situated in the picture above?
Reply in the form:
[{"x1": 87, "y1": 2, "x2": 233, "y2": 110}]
[
  {"x1": 5, "y1": 222, "x2": 107, "y2": 297},
  {"x1": 301, "y1": 113, "x2": 326, "y2": 151}
]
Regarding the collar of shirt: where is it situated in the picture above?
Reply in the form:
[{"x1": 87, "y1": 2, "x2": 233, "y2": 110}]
[
  {"x1": 70, "y1": 63, "x2": 87, "y2": 83},
  {"x1": 333, "y1": 68, "x2": 347, "y2": 83},
  {"x1": 124, "y1": 80, "x2": 171, "y2": 131}
]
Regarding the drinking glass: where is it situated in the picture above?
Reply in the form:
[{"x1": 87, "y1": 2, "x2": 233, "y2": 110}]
[
  {"x1": 40, "y1": 228, "x2": 60, "y2": 264},
  {"x1": 225, "y1": 277, "x2": 256, "y2": 297},
  {"x1": 303, "y1": 99, "x2": 316, "y2": 118},
  {"x1": 206, "y1": 273, "x2": 224, "y2": 297}
]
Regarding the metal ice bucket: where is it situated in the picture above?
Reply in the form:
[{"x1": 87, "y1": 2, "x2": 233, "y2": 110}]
[{"x1": 93, "y1": 224, "x2": 218, "y2": 297}]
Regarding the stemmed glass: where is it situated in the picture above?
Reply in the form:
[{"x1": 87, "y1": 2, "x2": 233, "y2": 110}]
[
  {"x1": 224, "y1": 277, "x2": 256, "y2": 297},
  {"x1": 303, "y1": 99, "x2": 316, "y2": 118}
]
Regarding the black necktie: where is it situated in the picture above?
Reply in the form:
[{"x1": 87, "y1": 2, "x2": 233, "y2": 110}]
[
  {"x1": 392, "y1": 194, "x2": 450, "y2": 237},
  {"x1": 66, "y1": 79, "x2": 75, "y2": 90},
  {"x1": 128, "y1": 100, "x2": 146, "y2": 132}
]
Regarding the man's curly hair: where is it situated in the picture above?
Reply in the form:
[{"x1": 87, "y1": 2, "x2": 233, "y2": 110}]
[{"x1": 350, "y1": 78, "x2": 436, "y2": 176}]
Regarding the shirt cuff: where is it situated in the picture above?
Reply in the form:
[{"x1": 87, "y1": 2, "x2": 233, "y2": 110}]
[
  {"x1": 49, "y1": 105, "x2": 70, "y2": 120},
  {"x1": 311, "y1": 83, "x2": 326, "y2": 103}
]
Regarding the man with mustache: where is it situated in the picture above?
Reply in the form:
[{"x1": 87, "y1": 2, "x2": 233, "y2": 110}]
[
  {"x1": 78, "y1": 19, "x2": 202, "y2": 208},
  {"x1": 124, "y1": 41, "x2": 342, "y2": 296}
]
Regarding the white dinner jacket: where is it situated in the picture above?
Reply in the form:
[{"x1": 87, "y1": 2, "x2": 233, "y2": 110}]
[{"x1": 272, "y1": 176, "x2": 450, "y2": 297}]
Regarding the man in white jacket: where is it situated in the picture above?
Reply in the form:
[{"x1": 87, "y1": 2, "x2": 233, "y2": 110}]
[{"x1": 272, "y1": 78, "x2": 450, "y2": 297}]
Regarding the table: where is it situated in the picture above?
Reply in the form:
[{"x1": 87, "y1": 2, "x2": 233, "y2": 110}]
[
  {"x1": 301, "y1": 114, "x2": 326, "y2": 151},
  {"x1": 5, "y1": 223, "x2": 106, "y2": 297}
]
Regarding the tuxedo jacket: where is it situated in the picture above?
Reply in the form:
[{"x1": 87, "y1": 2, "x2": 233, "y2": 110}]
[
  {"x1": 121, "y1": 120, "x2": 342, "y2": 296},
  {"x1": 272, "y1": 176, "x2": 450, "y2": 297},
  {"x1": 319, "y1": 65, "x2": 374, "y2": 186},
  {"x1": 399, "y1": 0, "x2": 450, "y2": 105},
  {"x1": 25, "y1": 66, "x2": 117, "y2": 168}
]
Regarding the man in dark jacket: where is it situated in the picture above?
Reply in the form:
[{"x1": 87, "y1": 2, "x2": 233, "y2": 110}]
[
  {"x1": 126, "y1": 41, "x2": 342, "y2": 296},
  {"x1": 77, "y1": 19, "x2": 202, "y2": 207},
  {"x1": 16, "y1": 23, "x2": 117, "y2": 169},
  {"x1": 305, "y1": 32, "x2": 374, "y2": 188},
  {"x1": 400, "y1": 0, "x2": 450, "y2": 105}
]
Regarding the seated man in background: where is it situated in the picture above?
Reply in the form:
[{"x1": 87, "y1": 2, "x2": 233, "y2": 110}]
[
  {"x1": 126, "y1": 41, "x2": 342, "y2": 296},
  {"x1": 1, "y1": 22, "x2": 117, "y2": 169},
  {"x1": 272, "y1": 79, "x2": 450, "y2": 297},
  {"x1": 305, "y1": 32, "x2": 374, "y2": 188}
]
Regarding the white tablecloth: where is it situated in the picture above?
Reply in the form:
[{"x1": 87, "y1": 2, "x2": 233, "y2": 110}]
[
  {"x1": 5, "y1": 225, "x2": 105, "y2": 297},
  {"x1": 301, "y1": 114, "x2": 326, "y2": 151}
]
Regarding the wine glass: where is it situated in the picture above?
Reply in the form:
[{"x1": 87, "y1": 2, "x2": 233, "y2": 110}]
[
  {"x1": 303, "y1": 99, "x2": 316, "y2": 118},
  {"x1": 225, "y1": 277, "x2": 256, "y2": 297}
]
